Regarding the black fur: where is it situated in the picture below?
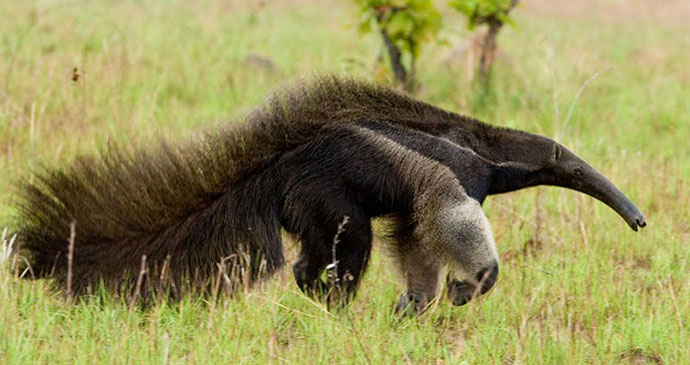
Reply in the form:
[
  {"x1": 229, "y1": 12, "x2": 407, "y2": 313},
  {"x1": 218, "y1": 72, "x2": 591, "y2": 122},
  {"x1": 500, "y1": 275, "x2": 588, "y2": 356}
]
[{"x1": 13, "y1": 76, "x2": 645, "y2": 308}]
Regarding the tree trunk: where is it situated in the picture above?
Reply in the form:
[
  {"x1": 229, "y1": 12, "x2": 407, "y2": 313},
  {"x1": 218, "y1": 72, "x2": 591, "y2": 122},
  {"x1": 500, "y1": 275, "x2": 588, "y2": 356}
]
[
  {"x1": 380, "y1": 28, "x2": 408, "y2": 87},
  {"x1": 479, "y1": 19, "x2": 502, "y2": 79}
]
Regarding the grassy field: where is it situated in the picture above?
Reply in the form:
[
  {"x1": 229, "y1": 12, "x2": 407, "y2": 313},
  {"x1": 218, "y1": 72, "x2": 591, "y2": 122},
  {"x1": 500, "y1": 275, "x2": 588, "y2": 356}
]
[{"x1": 1, "y1": 0, "x2": 689, "y2": 363}]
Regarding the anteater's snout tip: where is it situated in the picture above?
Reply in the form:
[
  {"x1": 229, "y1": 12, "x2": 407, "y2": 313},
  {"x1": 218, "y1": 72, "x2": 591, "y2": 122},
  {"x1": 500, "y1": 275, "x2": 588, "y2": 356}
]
[{"x1": 629, "y1": 216, "x2": 646, "y2": 231}]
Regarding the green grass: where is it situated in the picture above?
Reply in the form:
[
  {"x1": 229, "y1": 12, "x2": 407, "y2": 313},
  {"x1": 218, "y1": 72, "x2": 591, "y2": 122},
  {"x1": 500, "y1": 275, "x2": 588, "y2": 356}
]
[{"x1": 1, "y1": 0, "x2": 688, "y2": 363}]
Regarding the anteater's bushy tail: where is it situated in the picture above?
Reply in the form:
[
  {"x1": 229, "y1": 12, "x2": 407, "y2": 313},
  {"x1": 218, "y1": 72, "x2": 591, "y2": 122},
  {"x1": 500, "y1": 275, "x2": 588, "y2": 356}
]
[{"x1": 15, "y1": 128, "x2": 287, "y2": 300}]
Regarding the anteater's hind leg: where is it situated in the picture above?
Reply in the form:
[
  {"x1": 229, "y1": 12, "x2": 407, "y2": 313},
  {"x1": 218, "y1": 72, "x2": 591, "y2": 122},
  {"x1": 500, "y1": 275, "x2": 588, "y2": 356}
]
[
  {"x1": 327, "y1": 211, "x2": 373, "y2": 306},
  {"x1": 291, "y1": 213, "x2": 372, "y2": 307},
  {"x1": 283, "y1": 189, "x2": 372, "y2": 307}
]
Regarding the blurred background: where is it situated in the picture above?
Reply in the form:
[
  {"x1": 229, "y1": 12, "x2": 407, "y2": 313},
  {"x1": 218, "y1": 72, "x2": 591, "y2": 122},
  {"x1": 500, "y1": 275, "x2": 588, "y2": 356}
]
[{"x1": 0, "y1": 0, "x2": 688, "y2": 363}]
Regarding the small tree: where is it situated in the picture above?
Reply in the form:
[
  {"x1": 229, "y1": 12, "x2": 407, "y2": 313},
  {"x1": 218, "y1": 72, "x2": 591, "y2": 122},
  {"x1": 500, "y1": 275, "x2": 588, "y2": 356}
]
[
  {"x1": 449, "y1": 0, "x2": 518, "y2": 79},
  {"x1": 354, "y1": 0, "x2": 441, "y2": 90}
]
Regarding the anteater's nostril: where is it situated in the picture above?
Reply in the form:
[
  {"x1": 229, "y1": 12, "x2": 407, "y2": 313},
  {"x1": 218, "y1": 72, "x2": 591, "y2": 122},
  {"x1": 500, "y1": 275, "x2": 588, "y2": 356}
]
[
  {"x1": 636, "y1": 217, "x2": 646, "y2": 228},
  {"x1": 476, "y1": 264, "x2": 499, "y2": 294}
]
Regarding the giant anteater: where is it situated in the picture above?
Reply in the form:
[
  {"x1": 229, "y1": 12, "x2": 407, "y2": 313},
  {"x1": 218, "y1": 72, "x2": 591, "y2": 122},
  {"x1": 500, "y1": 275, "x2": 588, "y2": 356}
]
[{"x1": 13, "y1": 76, "x2": 646, "y2": 312}]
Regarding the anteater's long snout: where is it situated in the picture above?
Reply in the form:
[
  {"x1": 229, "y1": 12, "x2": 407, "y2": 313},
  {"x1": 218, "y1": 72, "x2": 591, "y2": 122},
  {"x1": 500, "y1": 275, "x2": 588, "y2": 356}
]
[{"x1": 580, "y1": 166, "x2": 646, "y2": 231}]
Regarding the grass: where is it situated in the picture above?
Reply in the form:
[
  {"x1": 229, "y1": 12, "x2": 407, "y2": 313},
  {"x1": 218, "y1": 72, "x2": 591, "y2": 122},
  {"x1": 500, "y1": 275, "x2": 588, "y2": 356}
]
[{"x1": 1, "y1": 0, "x2": 688, "y2": 363}]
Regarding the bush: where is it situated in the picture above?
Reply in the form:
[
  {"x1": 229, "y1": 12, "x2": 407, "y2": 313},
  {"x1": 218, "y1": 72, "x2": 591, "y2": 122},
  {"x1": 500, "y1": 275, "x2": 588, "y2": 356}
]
[
  {"x1": 354, "y1": 0, "x2": 441, "y2": 90},
  {"x1": 449, "y1": 0, "x2": 519, "y2": 78}
]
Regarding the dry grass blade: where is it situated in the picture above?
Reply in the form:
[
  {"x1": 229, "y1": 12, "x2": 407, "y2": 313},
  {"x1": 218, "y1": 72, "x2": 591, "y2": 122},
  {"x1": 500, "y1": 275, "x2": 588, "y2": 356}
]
[
  {"x1": 327, "y1": 215, "x2": 350, "y2": 294},
  {"x1": 1, "y1": 228, "x2": 17, "y2": 266},
  {"x1": 560, "y1": 66, "x2": 614, "y2": 140},
  {"x1": 470, "y1": 267, "x2": 495, "y2": 302},
  {"x1": 492, "y1": 201, "x2": 566, "y2": 247},
  {"x1": 329, "y1": 215, "x2": 371, "y2": 365},
  {"x1": 518, "y1": 282, "x2": 545, "y2": 338},
  {"x1": 667, "y1": 280, "x2": 684, "y2": 340},
  {"x1": 66, "y1": 221, "x2": 76, "y2": 303},
  {"x1": 128, "y1": 254, "x2": 148, "y2": 311}
]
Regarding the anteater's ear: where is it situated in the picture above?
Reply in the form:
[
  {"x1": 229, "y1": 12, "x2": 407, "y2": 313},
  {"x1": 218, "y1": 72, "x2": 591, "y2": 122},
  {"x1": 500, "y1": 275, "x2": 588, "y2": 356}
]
[{"x1": 550, "y1": 143, "x2": 563, "y2": 162}]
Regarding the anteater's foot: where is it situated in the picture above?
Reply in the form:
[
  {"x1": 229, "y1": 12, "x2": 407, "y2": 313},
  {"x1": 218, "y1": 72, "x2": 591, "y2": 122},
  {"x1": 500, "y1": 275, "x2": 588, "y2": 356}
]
[
  {"x1": 446, "y1": 278, "x2": 476, "y2": 306},
  {"x1": 295, "y1": 277, "x2": 355, "y2": 311},
  {"x1": 447, "y1": 265, "x2": 499, "y2": 306},
  {"x1": 395, "y1": 290, "x2": 431, "y2": 316}
]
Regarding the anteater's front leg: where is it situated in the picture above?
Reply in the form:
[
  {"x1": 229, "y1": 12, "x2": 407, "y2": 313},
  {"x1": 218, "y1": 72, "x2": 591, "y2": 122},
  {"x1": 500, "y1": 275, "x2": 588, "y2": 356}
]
[
  {"x1": 395, "y1": 245, "x2": 442, "y2": 315},
  {"x1": 443, "y1": 199, "x2": 499, "y2": 306},
  {"x1": 389, "y1": 214, "x2": 444, "y2": 315},
  {"x1": 391, "y1": 197, "x2": 500, "y2": 314}
]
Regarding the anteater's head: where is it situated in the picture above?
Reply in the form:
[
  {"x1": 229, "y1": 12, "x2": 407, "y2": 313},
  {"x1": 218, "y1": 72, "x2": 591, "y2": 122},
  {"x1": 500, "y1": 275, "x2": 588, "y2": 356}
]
[{"x1": 539, "y1": 142, "x2": 646, "y2": 231}]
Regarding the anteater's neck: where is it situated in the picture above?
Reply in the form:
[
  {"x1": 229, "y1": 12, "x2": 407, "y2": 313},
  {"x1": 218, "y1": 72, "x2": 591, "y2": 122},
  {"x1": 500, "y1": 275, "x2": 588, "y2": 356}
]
[
  {"x1": 449, "y1": 123, "x2": 555, "y2": 196},
  {"x1": 487, "y1": 161, "x2": 544, "y2": 195}
]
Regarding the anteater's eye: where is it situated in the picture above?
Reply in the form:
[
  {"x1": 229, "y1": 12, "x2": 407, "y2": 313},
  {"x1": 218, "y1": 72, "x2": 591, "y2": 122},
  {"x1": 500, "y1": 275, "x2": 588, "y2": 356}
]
[{"x1": 573, "y1": 166, "x2": 584, "y2": 176}]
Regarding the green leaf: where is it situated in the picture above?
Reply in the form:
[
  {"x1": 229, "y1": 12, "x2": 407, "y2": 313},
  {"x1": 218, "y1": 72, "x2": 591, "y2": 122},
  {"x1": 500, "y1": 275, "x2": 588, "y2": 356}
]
[
  {"x1": 387, "y1": 12, "x2": 414, "y2": 38},
  {"x1": 349, "y1": 0, "x2": 442, "y2": 85},
  {"x1": 449, "y1": 0, "x2": 518, "y2": 29},
  {"x1": 358, "y1": 20, "x2": 372, "y2": 34},
  {"x1": 497, "y1": 12, "x2": 517, "y2": 28}
]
